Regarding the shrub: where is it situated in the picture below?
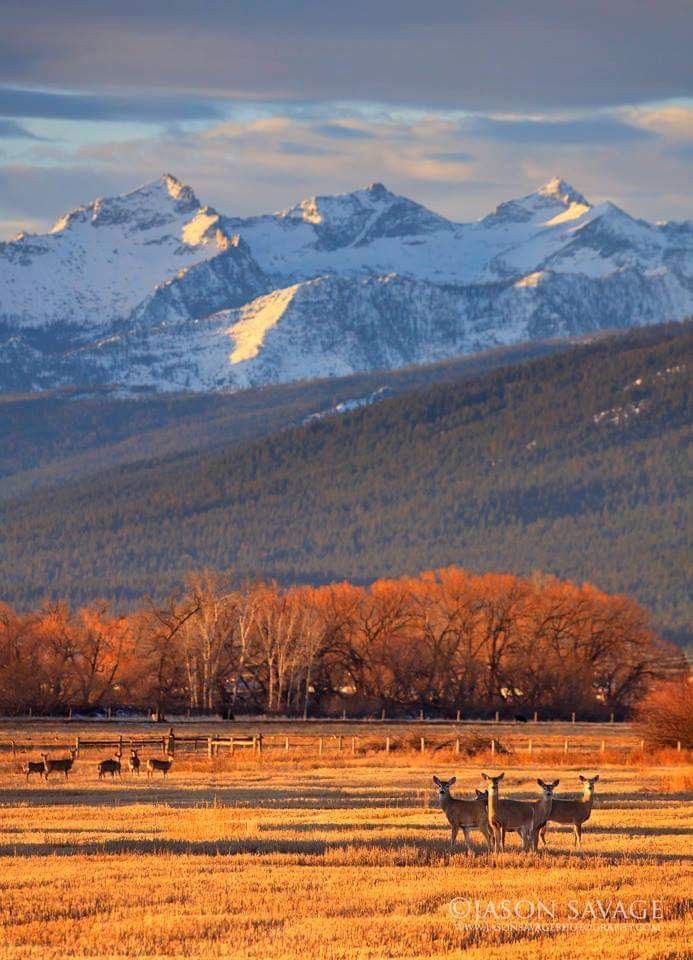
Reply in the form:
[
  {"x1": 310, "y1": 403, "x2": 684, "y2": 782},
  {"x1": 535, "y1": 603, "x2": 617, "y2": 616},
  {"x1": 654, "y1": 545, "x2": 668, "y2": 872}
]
[{"x1": 636, "y1": 677, "x2": 693, "y2": 748}]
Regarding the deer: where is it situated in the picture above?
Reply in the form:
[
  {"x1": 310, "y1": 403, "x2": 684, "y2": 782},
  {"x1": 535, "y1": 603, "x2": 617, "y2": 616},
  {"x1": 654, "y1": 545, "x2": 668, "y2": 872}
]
[
  {"x1": 21, "y1": 758, "x2": 47, "y2": 783},
  {"x1": 528, "y1": 778, "x2": 560, "y2": 851},
  {"x1": 432, "y1": 776, "x2": 492, "y2": 851},
  {"x1": 97, "y1": 748, "x2": 123, "y2": 780},
  {"x1": 128, "y1": 748, "x2": 141, "y2": 775},
  {"x1": 539, "y1": 774, "x2": 600, "y2": 848},
  {"x1": 146, "y1": 752, "x2": 173, "y2": 780},
  {"x1": 481, "y1": 772, "x2": 535, "y2": 852},
  {"x1": 42, "y1": 747, "x2": 78, "y2": 780}
]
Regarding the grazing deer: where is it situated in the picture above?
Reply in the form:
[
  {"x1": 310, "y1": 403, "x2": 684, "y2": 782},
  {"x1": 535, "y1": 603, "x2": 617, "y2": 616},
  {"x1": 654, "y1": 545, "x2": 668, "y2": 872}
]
[
  {"x1": 481, "y1": 772, "x2": 535, "y2": 852},
  {"x1": 539, "y1": 774, "x2": 600, "y2": 848},
  {"x1": 146, "y1": 753, "x2": 173, "y2": 779},
  {"x1": 22, "y1": 758, "x2": 46, "y2": 783},
  {"x1": 529, "y1": 778, "x2": 560, "y2": 851},
  {"x1": 42, "y1": 747, "x2": 77, "y2": 780},
  {"x1": 432, "y1": 776, "x2": 492, "y2": 851},
  {"x1": 128, "y1": 749, "x2": 140, "y2": 775},
  {"x1": 97, "y1": 748, "x2": 123, "y2": 780}
]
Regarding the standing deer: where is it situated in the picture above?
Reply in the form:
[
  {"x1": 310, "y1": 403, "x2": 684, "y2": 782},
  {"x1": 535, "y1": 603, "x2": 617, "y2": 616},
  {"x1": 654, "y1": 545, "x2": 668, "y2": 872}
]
[
  {"x1": 529, "y1": 778, "x2": 560, "y2": 851},
  {"x1": 42, "y1": 747, "x2": 77, "y2": 780},
  {"x1": 97, "y1": 748, "x2": 123, "y2": 780},
  {"x1": 481, "y1": 772, "x2": 535, "y2": 852},
  {"x1": 539, "y1": 774, "x2": 600, "y2": 848},
  {"x1": 128, "y1": 749, "x2": 141, "y2": 775},
  {"x1": 146, "y1": 753, "x2": 173, "y2": 779},
  {"x1": 22, "y1": 758, "x2": 46, "y2": 783},
  {"x1": 432, "y1": 776, "x2": 492, "y2": 851}
]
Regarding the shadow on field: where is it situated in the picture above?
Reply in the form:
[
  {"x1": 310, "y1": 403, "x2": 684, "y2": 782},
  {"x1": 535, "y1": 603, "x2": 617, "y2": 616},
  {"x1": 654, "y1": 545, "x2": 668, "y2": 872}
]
[
  {"x1": 1, "y1": 785, "x2": 420, "y2": 809},
  {"x1": 0, "y1": 833, "x2": 690, "y2": 864}
]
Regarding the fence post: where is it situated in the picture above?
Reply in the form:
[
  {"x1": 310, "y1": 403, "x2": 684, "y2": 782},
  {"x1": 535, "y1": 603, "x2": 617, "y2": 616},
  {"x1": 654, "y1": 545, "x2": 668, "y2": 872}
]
[
  {"x1": 420, "y1": 737, "x2": 425, "y2": 754},
  {"x1": 571, "y1": 712, "x2": 576, "y2": 724},
  {"x1": 564, "y1": 739, "x2": 569, "y2": 755},
  {"x1": 342, "y1": 709, "x2": 346, "y2": 721},
  {"x1": 677, "y1": 741, "x2": 682, "y2": 753},
  {"x1": 419, "y1": 709, "x2": 424, "y2": 721},
  {"x1": 490, "y1": 738, "x2": 496, "y2": 756},
  {"x1": 351, "y1": 736, "x2": 356, "y2": 755},
  {"x1": 285, "y1": 737, "x2": 289, "y2": 752},
  {"x1": 167, "y1": 728, "x2": 175, "y2": 755},
  {"x1": 601, "y1": 739, "x2": 606, "y2": 754},
  {"x1": 257, "y1": 735, "x2": 263, "y2": 755},
  {"x1": 533, "y1": 711, "x2": 538, "y2": 723},
  {"x1": 640, "y1": 738, "x2": 645, "y2": 751},
  {"x1": 456, "y1": 710, "x2": 461, "y2": 722},
  {"x1": 381, "y1": 708, "x2": 386, "y2": 721},
  {"x1": 610, "y1": 712, "x2": 614, "y2": 723},
  {"x1": 385, "y1": 737, "x2": 390, "y2": 754},
  {"x1": 74, "y1": 736, "x2": 80, "y2": 756},
  {"x1": 455, "y1": 737, "x2": 460, "y2": 755},
  {"x1": 495, "y1": 711, "x2": 499, "y2": 723},
  {"x1": 528, "y1": 739, "x2": 532, "y2": 756},
  {"x1": 338, "y1": 735, "x2": 343, "y2": 752},
  {"x1": 318, "y1": 737, "x2": 323, "y2": 756}
]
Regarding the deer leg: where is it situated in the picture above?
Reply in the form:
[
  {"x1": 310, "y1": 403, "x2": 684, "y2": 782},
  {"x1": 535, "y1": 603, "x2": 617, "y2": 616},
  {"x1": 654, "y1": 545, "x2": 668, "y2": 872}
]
[
  {"x1": 462, "y1": 827, "x2": 472, "y2": 851},
  {"x1": 450, "y1": 825, "x2": 458, "y2": 848},
  {"x1": 576, "y1": 823, "x2": 582, "y2": 848}
]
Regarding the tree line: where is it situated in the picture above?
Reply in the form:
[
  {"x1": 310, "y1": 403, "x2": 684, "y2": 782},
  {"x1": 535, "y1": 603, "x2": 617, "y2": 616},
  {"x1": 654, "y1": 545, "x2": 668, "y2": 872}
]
[{"x1": 0, "y1": 566, "x2": 684, "y2": 720}]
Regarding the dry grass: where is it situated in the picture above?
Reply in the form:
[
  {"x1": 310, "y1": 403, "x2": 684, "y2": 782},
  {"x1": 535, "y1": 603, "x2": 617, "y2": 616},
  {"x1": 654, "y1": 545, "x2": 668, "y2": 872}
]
[{"x1": 0, "y1": 725, "x2": 690, "y2": 959}]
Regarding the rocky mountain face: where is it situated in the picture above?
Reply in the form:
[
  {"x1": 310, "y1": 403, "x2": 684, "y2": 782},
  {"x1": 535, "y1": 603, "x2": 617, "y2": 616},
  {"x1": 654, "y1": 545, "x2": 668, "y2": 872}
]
[{"x1": 1, "y1": 174, "x2": 691, "y2": 393}]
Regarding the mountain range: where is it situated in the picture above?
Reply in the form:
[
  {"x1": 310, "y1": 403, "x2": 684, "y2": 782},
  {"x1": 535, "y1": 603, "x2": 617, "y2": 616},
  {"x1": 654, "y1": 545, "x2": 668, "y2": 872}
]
[{"x1": 2, "y1": 174, "x2": 692, "y2": 393}]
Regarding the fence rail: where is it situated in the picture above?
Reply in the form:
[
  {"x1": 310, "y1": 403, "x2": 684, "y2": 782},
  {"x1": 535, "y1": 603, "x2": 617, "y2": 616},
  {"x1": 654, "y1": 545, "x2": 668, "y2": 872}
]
[{"x1": 2, "y1": 729, "x2": 683, "y2": 758}]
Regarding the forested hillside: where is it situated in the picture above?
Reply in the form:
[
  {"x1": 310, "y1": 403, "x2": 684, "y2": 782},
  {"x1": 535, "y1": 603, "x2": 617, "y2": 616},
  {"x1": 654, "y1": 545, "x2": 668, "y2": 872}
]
[
  {"x1": 0, "y1": 337, "x2": 571, "y2": 501},
  {"x1": 0, "y1": 321, "x2": 689, "y2": 640}
]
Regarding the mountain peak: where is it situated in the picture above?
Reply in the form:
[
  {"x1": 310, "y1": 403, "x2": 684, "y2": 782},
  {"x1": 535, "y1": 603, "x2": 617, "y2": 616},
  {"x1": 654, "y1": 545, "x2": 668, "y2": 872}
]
[{"x1": 537, "y1": 176, "x2": 588, "y2": 207}]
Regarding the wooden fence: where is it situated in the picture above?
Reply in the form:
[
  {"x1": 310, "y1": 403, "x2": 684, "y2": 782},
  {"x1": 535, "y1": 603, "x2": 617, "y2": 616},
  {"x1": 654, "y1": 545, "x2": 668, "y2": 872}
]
[{"x1": 2, "y1": 730, "x2": 683, "y2": 758}]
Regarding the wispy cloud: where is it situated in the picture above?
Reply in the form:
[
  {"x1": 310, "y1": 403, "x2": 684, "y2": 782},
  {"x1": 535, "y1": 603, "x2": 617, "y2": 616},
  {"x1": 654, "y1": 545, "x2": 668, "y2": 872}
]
[
  {"x1": 0, "y1": 118, "x2": 48, "y2": 140},
  {"x1": 0, "y1": 87, "x2": 224, "y2": 124},
  {"x1": 465, "y1": 115, "x2": 655, "y2": 145}
]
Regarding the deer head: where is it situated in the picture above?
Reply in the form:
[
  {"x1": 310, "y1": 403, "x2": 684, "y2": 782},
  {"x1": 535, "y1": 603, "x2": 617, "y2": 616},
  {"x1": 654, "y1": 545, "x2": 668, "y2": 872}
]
[
  {"x1": 432, "y1": 775, "x2": 456, "y2": 799},
  {"x1": 579, "y1": 774, "x2": 599, "y2": 798},
  {"x1": 537, "y1": 778, "x2": 560, "y2": 798}
]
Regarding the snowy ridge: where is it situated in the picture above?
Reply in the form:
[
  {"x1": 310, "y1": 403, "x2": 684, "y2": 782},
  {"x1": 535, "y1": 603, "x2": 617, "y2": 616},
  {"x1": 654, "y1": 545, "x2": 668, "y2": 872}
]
[{"x1": 1, "y1": 174, "x2": 692, "y2": 394}]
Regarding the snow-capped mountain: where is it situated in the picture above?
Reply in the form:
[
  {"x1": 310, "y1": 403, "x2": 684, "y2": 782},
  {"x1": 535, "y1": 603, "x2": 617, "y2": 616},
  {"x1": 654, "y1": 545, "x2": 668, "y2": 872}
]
[{"x1": 1, "y1": 174, "x2": 691, "y2": 393}]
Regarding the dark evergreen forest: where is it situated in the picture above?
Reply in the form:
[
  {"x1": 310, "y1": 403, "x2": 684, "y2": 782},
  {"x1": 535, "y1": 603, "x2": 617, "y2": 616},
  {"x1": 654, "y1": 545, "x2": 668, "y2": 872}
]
[{"x1": 0, "y1": 321, "x2": 689, "y2": 642}]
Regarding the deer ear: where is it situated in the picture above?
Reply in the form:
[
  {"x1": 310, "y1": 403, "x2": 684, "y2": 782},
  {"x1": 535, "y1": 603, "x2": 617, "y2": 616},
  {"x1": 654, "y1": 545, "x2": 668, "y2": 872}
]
[
  {"x1": 553, "y1": 780, "x2": 560, "y2": 788},
  {"x1": 481, "y1": 772, "x2": 490, "y2": 780},
  {"x1": 537, "y1": 778, "x2": 545, "y2": 787},
  {"x1": 592, "y1": 775, "x2": 600, "y2": 783},
  {"x1": 498, "y1": 772, "x2": 505, "y2": 781},
  {"x1": 449, "y1": 776, "x2": 456, "y2": 785},
  {"x1": 433, "y1": 776, "x2": 441, "y2": 786},
  {"x1": 579, "y1": 774, "x2": 586, "y2": 782}
]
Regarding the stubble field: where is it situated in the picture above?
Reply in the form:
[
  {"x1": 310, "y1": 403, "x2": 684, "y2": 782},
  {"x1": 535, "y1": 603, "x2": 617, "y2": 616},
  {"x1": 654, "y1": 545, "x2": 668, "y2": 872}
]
[{"x1": 0, "y1": 723, "x2": 690, "y2": 960}]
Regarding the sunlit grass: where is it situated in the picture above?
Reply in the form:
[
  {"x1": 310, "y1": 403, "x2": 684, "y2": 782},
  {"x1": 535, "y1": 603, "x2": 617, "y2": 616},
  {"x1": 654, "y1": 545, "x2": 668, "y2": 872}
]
[{"x1": 0, "y1": 735, "x2": 690, "y2": 958}]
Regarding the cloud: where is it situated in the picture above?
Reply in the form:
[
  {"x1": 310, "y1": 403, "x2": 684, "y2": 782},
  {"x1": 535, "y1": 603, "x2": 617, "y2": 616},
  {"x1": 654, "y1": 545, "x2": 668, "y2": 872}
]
[
  {"x1": 0, "y1": 118, "x2": 47, "y2": 140},
  {"x1": 429, "y1": 151, "x2": 475, "y2": 164},
  {"x1": 1, "y1": 2, "x2": 691, "y2": 111},
  {"x1": 465, "y1": 115, "x2": 656, "y2": 145},
  {"x1": 312, "y1": 123, "x2": 375, "y2": 140},
  {"x1": 0, "y1": 87, "x2": 224, "y2": 124}
]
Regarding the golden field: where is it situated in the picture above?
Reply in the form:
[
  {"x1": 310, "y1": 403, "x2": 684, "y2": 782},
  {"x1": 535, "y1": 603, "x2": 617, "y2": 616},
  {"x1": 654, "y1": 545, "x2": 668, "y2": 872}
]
[{"x1": 0, "y1": 723, "x2": 690, "y2": 960}]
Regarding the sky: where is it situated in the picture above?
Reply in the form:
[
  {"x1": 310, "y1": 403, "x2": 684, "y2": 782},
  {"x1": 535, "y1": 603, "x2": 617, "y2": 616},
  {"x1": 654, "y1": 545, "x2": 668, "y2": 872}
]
[{"x1": 1, "y1": 0, "x2": 692, "y2": 239}]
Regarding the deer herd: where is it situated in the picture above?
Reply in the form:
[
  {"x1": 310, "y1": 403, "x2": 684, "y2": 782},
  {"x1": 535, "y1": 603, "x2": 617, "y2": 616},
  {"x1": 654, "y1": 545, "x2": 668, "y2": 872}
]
[
  {"x1": 433, "y1": 772, "x2": 600, "y2": 852},
  {"x1": 20, "y1": 744, "x2": 599, "y2": 852},
  {"x1": 22, "y1": 747, "x2": 174, "y2": 783}
]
